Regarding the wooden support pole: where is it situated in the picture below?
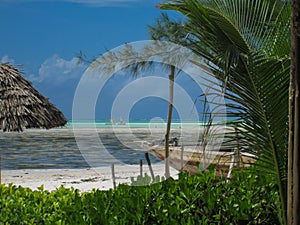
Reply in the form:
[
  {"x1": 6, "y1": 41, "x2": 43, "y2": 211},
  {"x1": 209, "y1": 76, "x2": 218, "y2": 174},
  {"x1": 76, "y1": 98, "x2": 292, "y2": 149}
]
[{"x1": 145, "y1": 153, "x2": 155, "y2": 181}]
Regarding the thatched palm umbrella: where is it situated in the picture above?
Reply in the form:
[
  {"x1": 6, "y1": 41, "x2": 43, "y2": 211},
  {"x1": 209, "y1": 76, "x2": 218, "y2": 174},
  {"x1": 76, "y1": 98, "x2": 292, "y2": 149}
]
[
  {"x1": 0, "y1": 63, "x2": 67, "y2": 183},
  {"x1": 0, "y1": 62, "x2": 67, "y2": 132}
]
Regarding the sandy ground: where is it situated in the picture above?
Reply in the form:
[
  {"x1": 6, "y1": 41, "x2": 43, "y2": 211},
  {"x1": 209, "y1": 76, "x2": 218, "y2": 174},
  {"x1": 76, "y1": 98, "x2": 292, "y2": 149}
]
[{"x1": 1, "y1": 164, "x2": 179, "y2": 192}]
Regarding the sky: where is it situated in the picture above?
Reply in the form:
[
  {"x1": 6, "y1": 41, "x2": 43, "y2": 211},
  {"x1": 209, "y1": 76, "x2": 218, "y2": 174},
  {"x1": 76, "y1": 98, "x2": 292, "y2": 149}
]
[{"x1": 0, "y1": 0, "x2": 206, "y2": 121}]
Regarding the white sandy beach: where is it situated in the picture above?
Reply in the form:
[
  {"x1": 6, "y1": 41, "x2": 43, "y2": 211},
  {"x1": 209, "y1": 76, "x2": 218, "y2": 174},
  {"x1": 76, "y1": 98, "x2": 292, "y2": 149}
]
[
  {"x1": 1, "y1": 164, "x2": 178, "y2": 192},
  {"x1": 0, "y1": 125, "x2": 210, "y2": 192}
]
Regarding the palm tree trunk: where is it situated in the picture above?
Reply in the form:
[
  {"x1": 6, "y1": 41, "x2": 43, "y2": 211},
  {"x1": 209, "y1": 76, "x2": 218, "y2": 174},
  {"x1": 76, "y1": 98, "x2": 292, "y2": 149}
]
[
  {"x1": 288, "y1": 1, "x2": 300, "y2": 224},
  {"x1": 165, "y1": 65, "x2": 175, "y2": 179}
]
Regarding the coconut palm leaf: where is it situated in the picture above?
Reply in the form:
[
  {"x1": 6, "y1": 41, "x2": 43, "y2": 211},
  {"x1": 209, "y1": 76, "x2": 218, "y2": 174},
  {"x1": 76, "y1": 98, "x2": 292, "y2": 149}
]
[{"x1": 160, "y1": 0, "x2": 290, "y2": 223}]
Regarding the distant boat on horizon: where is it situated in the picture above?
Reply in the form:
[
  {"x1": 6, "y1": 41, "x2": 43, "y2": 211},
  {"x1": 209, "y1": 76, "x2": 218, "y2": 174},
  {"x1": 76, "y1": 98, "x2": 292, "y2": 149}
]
[{"x1": 105, "y1": 118, "x2": 126, "y2": 126}]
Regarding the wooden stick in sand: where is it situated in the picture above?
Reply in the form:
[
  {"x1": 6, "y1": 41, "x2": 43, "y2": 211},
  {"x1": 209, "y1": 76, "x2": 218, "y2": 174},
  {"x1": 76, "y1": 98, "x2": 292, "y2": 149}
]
[
  {"x1": 145, "y1": 153, "x2": 155, "y2": 181},
  {"x1": 180, "y1": 145, "x2": 184, "y2": 172},
  {"x1": 139, "y1": 159, "x2": 143, "y2": 176},
  {"x1": 111, "y1": 163, "x2": 116, "y2": 189},
  {"x1": 0, "y1": 155, "x2": 1, "y2": 184}
]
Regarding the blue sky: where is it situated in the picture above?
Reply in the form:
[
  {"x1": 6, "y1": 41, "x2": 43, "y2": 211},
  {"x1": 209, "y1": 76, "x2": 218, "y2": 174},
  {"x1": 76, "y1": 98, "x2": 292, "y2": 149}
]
[{"x1": 0, "y1": 0, "x2": 205, "y2": 121}]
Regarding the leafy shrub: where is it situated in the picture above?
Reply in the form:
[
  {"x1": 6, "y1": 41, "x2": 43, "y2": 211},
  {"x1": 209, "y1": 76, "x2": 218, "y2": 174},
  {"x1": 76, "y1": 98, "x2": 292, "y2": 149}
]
[
  {"x1": 130, "y1": 173, "x2": 165, "y2": 186},
  {"x1": 0, "y1": 168, "x2": 280, "y2": 224}
]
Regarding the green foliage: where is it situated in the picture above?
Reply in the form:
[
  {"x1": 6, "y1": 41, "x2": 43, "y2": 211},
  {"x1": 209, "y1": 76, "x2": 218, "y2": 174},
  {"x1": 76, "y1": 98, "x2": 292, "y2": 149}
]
[
  {"x1": 130, "y1": 173, "x2": 165, "y2": 186},
  {"x1": 160, "y1": 1, "x2": 290, "y2": 223},
  {"x1": 0, "y1": 169, "x2": 280, "y2": 224}
]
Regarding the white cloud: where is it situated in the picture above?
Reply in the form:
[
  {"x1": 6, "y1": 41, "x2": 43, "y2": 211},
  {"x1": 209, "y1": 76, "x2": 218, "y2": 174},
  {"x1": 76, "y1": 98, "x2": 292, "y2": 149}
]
[
  {"x1": 0, "y1": 0, "x2": 142, "y2": 7},
  {"x1": 0, "y1": 55, "x2": 16, "y2": 64},
  {"x1": 30, "y1": 54, "x2": 86, "y2": 84}
]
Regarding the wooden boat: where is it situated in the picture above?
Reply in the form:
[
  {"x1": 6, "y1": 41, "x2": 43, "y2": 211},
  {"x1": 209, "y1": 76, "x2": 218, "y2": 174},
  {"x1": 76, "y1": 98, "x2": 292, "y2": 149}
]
[
  {"x1": 105, "y1": 118, "x2": 126, "y2": 126},
  {"x1": 148, "y1": 145, "x2": 255, "y2": 174}
]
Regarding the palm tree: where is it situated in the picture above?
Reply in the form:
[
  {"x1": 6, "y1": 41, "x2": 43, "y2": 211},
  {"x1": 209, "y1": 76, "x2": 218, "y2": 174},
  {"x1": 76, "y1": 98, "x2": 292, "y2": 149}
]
[
  {"x1": 288, "y1": 0, "x2": 300, "y2": 223},
  {"x1": 160, "y1": 0, "x2": 290, "y2": 224},
  {"x1": 148, "y1": 13, "x2": 188, "y2": 178},
  {"x1": 79, "y1": 14, "x2": 189, "y2": 178},
  {"x1": 128, "y1": 14, "x2": 189, "y2": 178}
]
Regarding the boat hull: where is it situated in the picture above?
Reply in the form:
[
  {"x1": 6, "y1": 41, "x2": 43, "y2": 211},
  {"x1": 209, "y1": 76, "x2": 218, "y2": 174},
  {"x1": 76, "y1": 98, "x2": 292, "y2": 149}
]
[{"x1": 148, "y1": 146, "x2": 254, "y2": 174}]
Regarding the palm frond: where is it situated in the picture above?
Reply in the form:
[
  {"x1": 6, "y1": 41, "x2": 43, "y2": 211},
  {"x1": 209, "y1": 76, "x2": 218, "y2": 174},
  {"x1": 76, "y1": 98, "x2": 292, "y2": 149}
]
[{"x1": 160, "y1": 1, "x2": 290, "y2": 222}]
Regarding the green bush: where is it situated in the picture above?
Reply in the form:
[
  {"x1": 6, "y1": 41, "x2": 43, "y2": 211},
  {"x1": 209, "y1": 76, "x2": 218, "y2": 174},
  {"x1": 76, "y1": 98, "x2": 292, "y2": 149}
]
[{"x1": 0, "y1": 168, "x2": 280, "y2": 225}]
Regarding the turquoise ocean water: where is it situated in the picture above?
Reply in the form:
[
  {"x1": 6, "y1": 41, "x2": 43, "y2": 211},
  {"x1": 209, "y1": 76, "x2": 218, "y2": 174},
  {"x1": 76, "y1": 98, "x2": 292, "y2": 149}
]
[
  {"x1": 67, "y1": 120, "x2": 200, "y2": 128},
  {"x1": 1, "y1": 120, "x2": 202, "y2": 170}
]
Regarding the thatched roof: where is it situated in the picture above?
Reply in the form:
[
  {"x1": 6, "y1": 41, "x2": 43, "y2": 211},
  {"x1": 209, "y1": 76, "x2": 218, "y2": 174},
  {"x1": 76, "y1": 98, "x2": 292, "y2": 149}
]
[{"x1": 0, "y1": 63, "x2": 67, "y2": 132}]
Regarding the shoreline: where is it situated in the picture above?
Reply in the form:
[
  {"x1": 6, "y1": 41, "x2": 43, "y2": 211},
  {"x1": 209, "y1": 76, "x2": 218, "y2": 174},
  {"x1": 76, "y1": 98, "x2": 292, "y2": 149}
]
[{"x1": 1, "y1": 164, "x2": 179, "y2": 192}]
